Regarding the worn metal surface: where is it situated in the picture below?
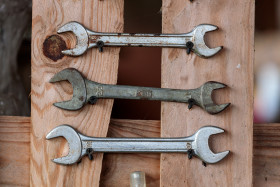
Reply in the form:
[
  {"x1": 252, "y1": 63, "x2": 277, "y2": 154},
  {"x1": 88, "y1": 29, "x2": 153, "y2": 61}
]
[
  {"x1": 50, "y1": 68, "x2": 230, "y2": 114},
  {"x1": 57, "y1": 21, "x2": 222, "y2": 58},
  {"x1": 46, "y1": 125, "x2": 229, "y2": 165}
]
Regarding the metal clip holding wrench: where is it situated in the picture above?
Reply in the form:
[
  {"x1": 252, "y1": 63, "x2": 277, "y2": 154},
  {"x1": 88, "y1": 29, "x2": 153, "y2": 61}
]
[
  {"x1": 50, "y1": 68, "x2": 230, "y2": 114},
  {"x1": 57, "y1": 21, "x2": 223, "y2": 58},
  {"x1": 46, "y1": 125, "x2": 229, "y2": 165}
]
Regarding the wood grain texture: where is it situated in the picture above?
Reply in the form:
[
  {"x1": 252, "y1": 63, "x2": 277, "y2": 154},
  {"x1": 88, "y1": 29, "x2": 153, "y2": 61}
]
[
  {"x1": 100, "y1": 119, "x2": 160, "y2": 187},
  {"x1": 31, "y1": 0, "x2": 123, "y2": 186},
  {"x1": 253, "y1": 123, "x2": 280, "y2": 187},
  {"x1": 0, "y1": 117, "x2": 279, "y2": 186},
  {"x1": 160, "y1": 0, "x2": 254, "y2": 186},
  {"x1": 0, "y1": 116, "x2": 30, "y2": 186}
]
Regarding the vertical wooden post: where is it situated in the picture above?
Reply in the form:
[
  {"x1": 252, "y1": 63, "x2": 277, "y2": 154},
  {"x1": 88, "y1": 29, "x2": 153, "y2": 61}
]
[
  {"x1": 31, "y1": 1, "x2": 123, "y2": 186},
  {"x1": 161, "y1": 0, "x2": 254, "y2": 186}
]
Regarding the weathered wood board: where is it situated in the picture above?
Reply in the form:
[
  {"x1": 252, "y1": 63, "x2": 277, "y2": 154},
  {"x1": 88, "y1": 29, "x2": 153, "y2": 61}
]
[
  {"x1": 31, "y1": 0, "x2": 123, "y2": 186},
  {"x1": 253, "y1": 123, "x2": 280, "y2": 186},
  {"x1": 0, "y1": 116, "x2": 30, "y2": 186},
  {"x1": 160, "y1": 0, "x2": 254, "y2": 186}
]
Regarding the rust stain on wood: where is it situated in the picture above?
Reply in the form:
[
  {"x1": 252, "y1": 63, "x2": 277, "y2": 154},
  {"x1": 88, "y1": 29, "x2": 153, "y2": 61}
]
[{"x1": 43, "y1": 35, "x2": 66, "y2": 61}]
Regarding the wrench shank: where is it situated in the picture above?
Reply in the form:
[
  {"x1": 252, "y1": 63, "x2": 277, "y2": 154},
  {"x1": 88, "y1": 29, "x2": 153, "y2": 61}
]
[
  {"x1": 86, "y1": 80, "x2": 197, "y2": 103},
  {"x1": 80, "y1": 135, "x2": 194, "y2": 154},
  {"x1": 87, "y1": 31, "x2": 193, "y2": 48}
]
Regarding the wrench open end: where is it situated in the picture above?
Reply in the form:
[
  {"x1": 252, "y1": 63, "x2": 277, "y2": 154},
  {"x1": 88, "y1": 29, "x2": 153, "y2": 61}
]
[
  {"x1": 57, "y1": 21, "x2": 89, "y2": 56},
  {"x1": 50, "y1": 68, "x2": 87, "y2": 110},
  {"x1": 46, "y1": 125, "x2": 82, "y2": 165},
  {"x1": 194, "y1": 126, "x2": 229, "y2": 164},
  {"x1": 192, "y1": 24, "x2": 223, "y2": 58},
  {"x1": 200, "y1": 81, "x2": 231, "y2": 114}
]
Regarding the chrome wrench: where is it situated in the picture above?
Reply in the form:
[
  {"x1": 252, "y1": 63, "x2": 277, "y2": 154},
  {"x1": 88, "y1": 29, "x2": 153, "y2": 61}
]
[
  {"x1": 49, "y1": 68, "x2": 230, "y2": 114},
  {"x1": 46, "y1": 125, "x2": 229, "y2": 165},
  {"x1": 57, "y1": 21, "x2": 223, "y2": 58}
]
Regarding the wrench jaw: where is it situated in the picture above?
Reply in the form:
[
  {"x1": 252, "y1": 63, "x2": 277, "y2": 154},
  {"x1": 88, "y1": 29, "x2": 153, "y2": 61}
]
[
  {"x1": 205, "y1": 103, "x2": 231, "y2": 115},
  {"x1": 46, "y1": 125, "x2": 83, "y2": 165},
  {"x1": 199, "y1": 81, "x2": 231, "y2": 114},
  {"x1": 57, "y1": 21, "x2": 89, "y2": 56},
  {"x1": 191, "y1": 24, "x2": 223, "y2": 58},
  {"x1": 50, "y1": 68, "x2": 87, "y2": 111},
  {"x1": 193, "y1": 126, "x2": 229, "y2": 164}
]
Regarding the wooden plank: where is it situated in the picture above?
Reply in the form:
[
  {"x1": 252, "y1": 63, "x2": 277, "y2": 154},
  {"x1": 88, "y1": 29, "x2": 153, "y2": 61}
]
[
  {"x1": 31, "y1": 0, "x2": 124, "y2": 186},
  {"x1": 253, "y1": 123, "x2": 280, "y2": 187},
  {"x1": 160, "y1": 1, "x2": 254, "y2": 186},
  {"x1": 0, "y1": 116, "x2": 30, "y2": 186},
  {"x1": 100, "y1": 119, "x2": 160, "y2": 187},
  {"x1": 0, "y1": 116, "x2": 279, "y2": 186}
]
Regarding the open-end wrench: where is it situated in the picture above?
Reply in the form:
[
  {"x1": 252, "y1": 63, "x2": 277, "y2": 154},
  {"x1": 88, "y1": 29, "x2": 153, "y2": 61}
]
[
  {"x1": 50, "y1": 68, "x2": 230, "y2": 114},
  {"x1": 57, "y1": 21, "x2": 223, "y2": 58},
  {"x1": 46, "y1": 125, "x2": 229, "y2": 165}
]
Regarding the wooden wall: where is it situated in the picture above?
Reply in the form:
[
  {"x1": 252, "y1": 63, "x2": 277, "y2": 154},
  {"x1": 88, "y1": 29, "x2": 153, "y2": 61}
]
[{"x1": 28, "y1": 0, "x2": 254, "y2": 186}]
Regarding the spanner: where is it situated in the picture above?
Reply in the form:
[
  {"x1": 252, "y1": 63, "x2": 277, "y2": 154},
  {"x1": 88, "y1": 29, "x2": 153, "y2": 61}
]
[
  {"x1": 46, "y1": 125, "x2": 229, "y2": 165},
  {"x1": 50, "y1": 68, "x2": 230, "y2": 114},
  {"x1": 57, "y1": 21, "x2": 223, "y2": 58}
]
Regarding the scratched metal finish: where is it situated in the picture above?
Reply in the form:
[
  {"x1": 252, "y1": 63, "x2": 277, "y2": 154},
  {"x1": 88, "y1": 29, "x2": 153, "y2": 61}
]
[
  {"x1": 57, "y1": 21, "x2": 223, "y2": 58},
  {"x1": 49, "y1": 68, "x2": 230, "y2": 114},
  {"x1": 46, "y1": 125, "x2": 230, "y2": 165}
]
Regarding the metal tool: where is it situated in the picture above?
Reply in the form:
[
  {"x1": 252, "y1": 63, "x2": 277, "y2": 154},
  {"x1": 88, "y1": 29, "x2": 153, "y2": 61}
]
[
  {"x1": 46, "y1": 125, "x2": 230, "y2": 165},
  {"x1": 50, "y1": 68, "x2": 230, "y2": 114},
  {"x1": 57, "y1": 21, "x2": 223, "y2": 58}
]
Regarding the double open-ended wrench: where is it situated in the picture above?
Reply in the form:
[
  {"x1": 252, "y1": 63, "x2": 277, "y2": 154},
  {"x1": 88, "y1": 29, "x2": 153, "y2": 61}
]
[
  {"x1": 57, "y1": 21, "x2": 223, "y2": 58},
  {"x1": 50, "y1": 68, "x2": 230, "y2": 114},
  {"x1": 46, "y1": 125, "x2": 230, "y2": 165}
]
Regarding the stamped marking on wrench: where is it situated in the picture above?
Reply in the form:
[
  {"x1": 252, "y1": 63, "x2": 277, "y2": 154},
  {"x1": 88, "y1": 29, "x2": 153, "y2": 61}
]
[
  {"x1": 136, "y1": 89, "x2": 153, "y2": 99},
  {"x1": 49, "y1": 68, "x2": 230, "y2": 114},
  {"x1": 57, "y1": 21, "x2": 223, "y2": 58},
  {"x1": 46, "y1": 125, "x2": 230, "y2": 165},
  {"x1": 94, "y1": 86, "x2": 103, "y2": 97}
]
